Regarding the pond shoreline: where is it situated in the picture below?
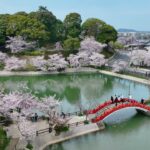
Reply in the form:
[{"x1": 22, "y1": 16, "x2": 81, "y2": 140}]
[{"x1": 0, "y1": 68, "x2": 150, "y2": 86}]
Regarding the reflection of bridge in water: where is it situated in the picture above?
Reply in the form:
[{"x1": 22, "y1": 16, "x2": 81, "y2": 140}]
[{"x1": 87, "y1": 98, "x2": 150, "y2": 123}]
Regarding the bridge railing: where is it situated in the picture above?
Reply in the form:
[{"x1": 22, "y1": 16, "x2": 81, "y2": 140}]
[
  {"x1": 87, "y1": 98, "x2": 137, "y2": 115},
  {"x1": 36, "y1": 127, "x2": 52, "y2": 136},
  {"x1": 36, "y1": 120, "x2": 90, "y2": 136},
  {"x1": 92, "y1": 101, "x2": 150, "y2": 123}
]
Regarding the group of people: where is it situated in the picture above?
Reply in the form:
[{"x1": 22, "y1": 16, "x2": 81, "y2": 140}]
[
  {"x1": 110, "y1": 95, "x2": 145, "y2": 106},
  {"x1": 110, "y1": 95, "x2": 124, "y2": 106}
]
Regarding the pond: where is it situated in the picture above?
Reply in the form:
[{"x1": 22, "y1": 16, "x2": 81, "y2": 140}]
[{"x1": 0, "y1": 73, "x2": 150, "y2": 150}]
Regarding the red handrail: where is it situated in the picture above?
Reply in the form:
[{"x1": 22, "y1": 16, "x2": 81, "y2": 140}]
[
  {"x1": 91, "y1": 101, "x2": 150, "y2": 123},
  {"x1": 87, "y1": 98, "x2": 137, "y2": 114}
]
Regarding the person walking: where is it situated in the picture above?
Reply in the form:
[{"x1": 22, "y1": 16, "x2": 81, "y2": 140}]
[
  {"x1": 111, "y1": 96, "x2": 114, "y2": 104},
  {"x1": 115, "y1": 96, "x2": 118, "y2": 106},
  {"x1": 141, "y1": 98, "x2": 144, "y2": 104}
]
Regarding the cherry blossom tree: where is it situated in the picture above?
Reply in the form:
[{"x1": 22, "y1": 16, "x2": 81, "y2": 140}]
[
  {"x1": 6, "y1": 36, "x2": 36, "y2": 53},
  {"x1": 18, "y1": 117, "x2": 36, "y2": 139},
  {"x1": 130, "y1": 50, "x2": 147, "y2": 66},
  {"x1": 117, "y1": 35, "x2": 137, "y2": 45},
  {"x1": 112, "y1": 60, "x2": 128, "y2": 72},
  {"x1": 0, "y1": 90, "x2": 65, "y2": 138},
  {"x1": 79, "y1": 37, "x2": 106, "y2": 54},
  {"x1": 47, "y1": 54, "x2": 68, "y2": 71},
  {"x1": 55, "y1": 42, "x2": 63, "y2": 51},
  {"x1": 31, "y1": 56, "x2": 47, "y2": 71},
  {"x1": 68, "y1": 51, "x2": 106, "y2": 68},
  {"x1": 89, "y1": 52, "x2": 105, "y2": 67},
  {"x1": 0, "y1": 52, "x2": 8, "y2": 63},
  {"x1": 68, "y1": 52, "x2": 90, "y2": 67},
  {"x1": 32, "y1": 54, "x2": 68, "y2": 71},
  {"x1": 4, "y1": 56, "x2": 26, "y2": 71}
]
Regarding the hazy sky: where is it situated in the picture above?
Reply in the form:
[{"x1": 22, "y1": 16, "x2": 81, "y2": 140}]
[{"x1": 0, "y1": 0, "x2": 150, "y2": 31}]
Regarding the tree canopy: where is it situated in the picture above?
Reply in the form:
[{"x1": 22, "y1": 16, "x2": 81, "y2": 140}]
[
  {"x1": 82, "y1": 18, "x2": 117, "y2": 43},
  {"x1": 64, "y1": 13, "x2": 82, "y2": 38},
  {"x1": 6, "y1": 14, "x2": 49, "y2": 45},
  {"x1": 0, "y1": 6, "x2": 118, "y2": 50}
]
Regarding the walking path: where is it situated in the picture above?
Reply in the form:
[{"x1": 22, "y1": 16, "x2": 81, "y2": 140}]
[
  {"x1": 30, "y1": 122, "x2": 105, "y2": 150},
  {"x1": 14, "y1": 116, "x2": 105, "y2": 150},
  {"x1": 6, "y1": 138, "x2": 19, "y2": 150},
  {"x1": 99, "y1": 70, "x2": 150, "y2": 85}
]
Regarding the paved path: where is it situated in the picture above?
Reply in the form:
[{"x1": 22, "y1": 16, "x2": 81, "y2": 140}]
[
  {"x1": 5, "y1": 115, "x2": 105, "y2": 150},
  {"x1": 30, "y1": 123, "x2": 104, "y2": 150},
  {"x1": 99, "y1": 70, "x2": 150, "y2": 85},
  {"x1": 107, "y1": 51, "x2": 131, "y2": 70},
  {"x1": 6, "y1": 138, "x2": 19, "y2": 150}
]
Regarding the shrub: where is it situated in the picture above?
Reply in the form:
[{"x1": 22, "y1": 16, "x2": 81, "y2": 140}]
[
  {"x1": 0, "y1": 62, "x2": 5, "y2": 70},
  {"x1": 84, "y1": 120, "x2": 89, "y2": 125},
  {"x1": 0, "y1": 127, "x2": 10, "y2": 150},
  {"x1": 25, "y1": 63, "x2": 37, "y2": 71},
  {"x1": 78, "y1": 112, "x2": 83, "y2": 116},
  {"x1": 54, "y1": 125, "x2": 69, "y2": 135},
  {"x1": 26, "y1": 143, "x2": 33, "y2": 150}
]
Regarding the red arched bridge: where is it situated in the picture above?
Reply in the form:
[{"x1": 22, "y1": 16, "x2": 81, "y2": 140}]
[{"x1": 86, "y1": 98, "x2": 150, "y2": 123}]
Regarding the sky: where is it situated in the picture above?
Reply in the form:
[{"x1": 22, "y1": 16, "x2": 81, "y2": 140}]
[{"x1": 0, "y1": 0, "x2": 150, "y2": 31}]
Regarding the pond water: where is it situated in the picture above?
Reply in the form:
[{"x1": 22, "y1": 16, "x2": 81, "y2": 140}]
[{"x1": 0, "y1": 73, "x2": 150, "y2": 150}]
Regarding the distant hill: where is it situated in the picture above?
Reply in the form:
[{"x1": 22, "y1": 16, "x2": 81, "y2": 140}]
[
  {"x1": 118, "y1": 28, "x2": 137, "y2": 32},
  {"x1": 118, "y1": 28, "x2": 150, "y2": 33}
]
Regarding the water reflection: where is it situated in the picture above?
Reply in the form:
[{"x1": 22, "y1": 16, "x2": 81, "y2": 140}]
[
  {"x1": 0, "y1": 73, "x2": 150, "y2": 111},
  {"x1": 45, "y1": 114, "x2": 150, "y2": 150},
  {"x1": 1, "y1": 74, "x2": 150, "y2": 150}
]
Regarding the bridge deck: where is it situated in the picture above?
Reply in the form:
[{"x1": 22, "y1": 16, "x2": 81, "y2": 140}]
[{"x1": 89, "y1": 99, "x2": 150, "y2": 123}]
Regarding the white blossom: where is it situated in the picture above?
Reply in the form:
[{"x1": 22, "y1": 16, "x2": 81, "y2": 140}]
[
  {"x1": 68, "y1": 51, "x2": 106, "y2": 68},
  {"x1": 90, "y1": 52, "x2": 105, "y2": 67},
  {"x1": 32, "y1": 54, "x2": 68, "y2": 71},
  {"x1": 79, "y1": 37, "x2": 106, "y2": 54},
  {"x1": 6, "y1": 36, "x2": 36, "y2": 53},
  {"x1": 31, "y1": 56, "x2": 47, "y2": 71},
  {"x1": 130, "y1": 50, "x2": 148, "y2": 66},
  {"x1": 4, "y1": 56, "x2": 26, "y2": 71},
  {"x1": 55, "y1": 42, "x2": 63, "y2": 51},
  {"x1": 112, "y1": 60, "x2": 128, "y2": 72},
  {"x1": 47, "y1": 54, "x2": 68, "y2": 71},
  {"x1": 0, "y1": 90, "x2": 63, "y2": 138},
  {"x1": 0, "y1": 52, "x2": 8, "y2": 63}
]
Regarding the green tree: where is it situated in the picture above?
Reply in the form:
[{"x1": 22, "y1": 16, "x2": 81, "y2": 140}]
[
  {"x1": 64, "y1": 38, "x2": 80, "y2": 51},
  {"x1": 29, "y1": 6, "x2": 57, "y2": 42},
  {"x1": 63, "y1": 38, "x2": 80, "y2": 56},
  {"x1": 0, "y1": 14, "x2": 9, "y2": 46},
  {"x1": 82, "y1": 18, "x2": 105, "y2": 39},
  {"x1": 64, "y1": 13, "x2": 82, "y2": 38},
  {"x1": 97, "y1": 24, "x2": 117, "y2": 43},
  {"x1": 14, "y1": 11, "x2": 28, "y2": 16},
  {"x1": 52, "y1": 19, "x2": 65, "y2": 42},
  {"x1": 6, "y1": 14, "x2": 49, "y2": 45},
  {"x1": 82, "y1": 18, "x2": 117, "y2": 43}
]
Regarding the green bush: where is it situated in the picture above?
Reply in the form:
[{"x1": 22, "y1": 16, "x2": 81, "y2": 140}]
[
  {"x1": 14, "y1": 50, "x2": 44, "y2": 56},
  {"x1": 0, "y1": 127, "x2": 10, "y2": 150},
  {"x1": 26, "y1": 143, "x2": 33, "y2": 150},
  {"x1": 84, "y1": 120, "x2": 89, "y2": 125},
  {"x1": 54, "y1": 125, "x2": 69, "y2": 135},
  {"x1": 0, "y1": 116, "x2": 5, "y2": 121},
  {"x1": 25, "y1": 63, "x2": 37, "y2": 71},
  {"x1": 0, "y1": 62, "x2": 5, "y2": 70},
  {"x1": 78, "y1": 112, "x2": 83, "y2": 116}
]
